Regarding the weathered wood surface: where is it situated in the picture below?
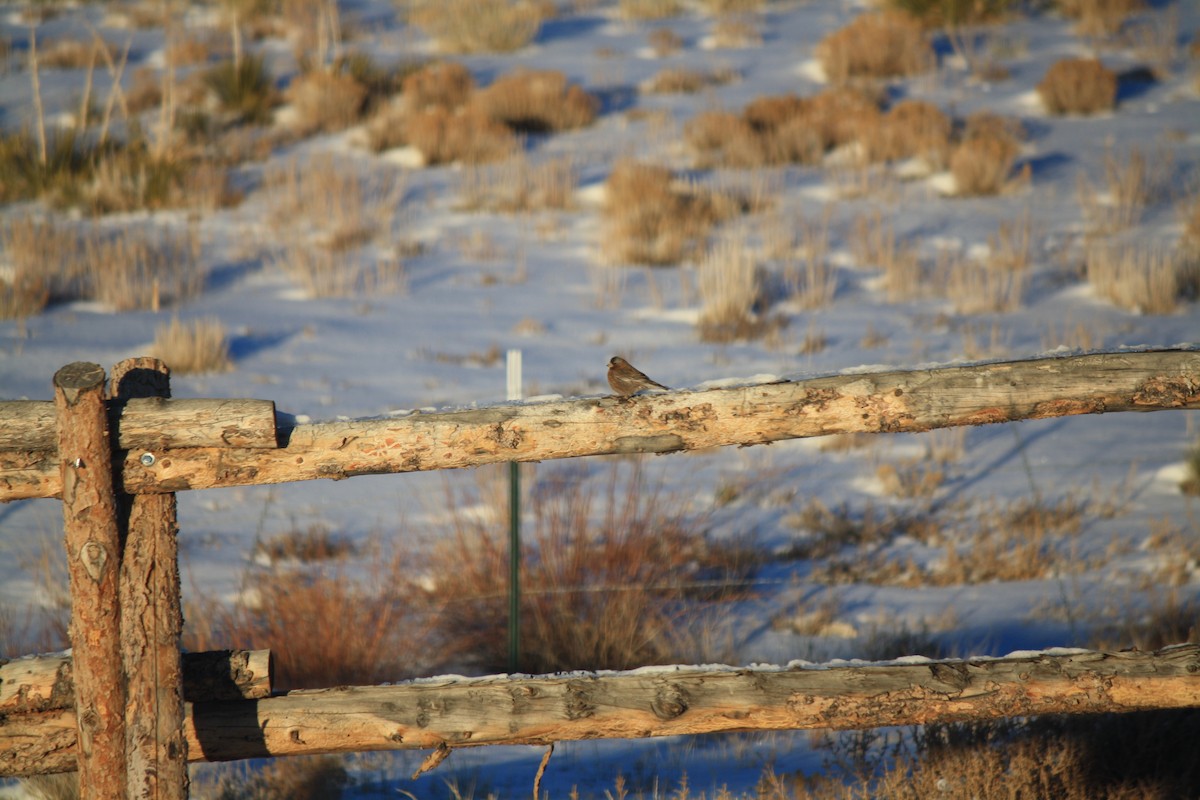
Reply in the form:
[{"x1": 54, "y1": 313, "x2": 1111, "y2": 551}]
[
  {"x1": 0, "y1": 397, "x2": 277, "y2": 451},
  {"x1": 0, "y1": 649, "x2": 273, "y2": 715},
  {"x1": 54, "y1": 363, "x2": 126, "y2": 798},
  {"x1": 3, "y1": 350, "x2": 1197, "y2": 502},
  {"x1": 4, "y1": 646, "x2": 1199, "y2": 776},
  {"x1": 111, "y1": 358, "x2": 187, "y2": 800}
]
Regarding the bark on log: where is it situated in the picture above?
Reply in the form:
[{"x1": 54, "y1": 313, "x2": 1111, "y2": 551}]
[
  {"x1": 0, "y1": 397, "x2": 278, "y2": 451},
  {"x1": 53, "y1": 362, "x2": 126, "y2": 798},
  {"x1": 112, "y1": 358, "x2": 187, "y2": 800},
  {"x1": 5, "y1": 349, "x2": 1199, "y2": 501},
  {"x1": 0, "y1": 649, "x2": 273, "y2": 715},
  {"x1": 3, "y1": 646, "x2": 1199, "y2": 776}
]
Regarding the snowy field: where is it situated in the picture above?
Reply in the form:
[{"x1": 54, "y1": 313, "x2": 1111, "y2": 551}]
[{"x1": 1, "y1": 0, "x2": 1199, "y2": 795}]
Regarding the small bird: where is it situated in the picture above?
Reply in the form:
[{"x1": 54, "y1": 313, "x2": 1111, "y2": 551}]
[{"x1": 607, "y1": 356, "x2": 670, "y2": 397}]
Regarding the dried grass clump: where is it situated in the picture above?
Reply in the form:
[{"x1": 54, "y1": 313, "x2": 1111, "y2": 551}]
[
  {"x1": 265, "y1": 154, "x2": 407, "y2": 296},
  {"x1": 419, "y1": 464, "x2": 751, "y2": 673},
  {"x1": 686, "y1": 88, "x2": 883, "y2": 168},
  {"x1": 194, "y1": 756, "x2": 349, "y2": 800},
  {"x1": 852, "y1": 210, "x2": 924, "y2": 301},
  {"x1": 865, "y1": 99, "x2": 952, "y2": 167},
  {"x1": 402, "y1": 60, "x2": 475, "y2": 111},
  {"x1": 409, "y1": 0, "x2": 548, "y2": 53},
  {"x1": 1084, "y1": 239, "x2": 1199, "y2": 314},
  {"x1": 366, "y1": 64, "x2": 595, "y2": 163},
  {"x1": 948, "y1": 112, "x2": 1024, "y2": 196},
  {"x1": 620, "y1": 0, "x2": 683, "y2": 19},
  {"x1": 1056, "y1": 0, "x2": 1144, "y2": 36},
  {"x1": 697, "y1": 234, "x2": 775, "y2": 342},
  {"x1": 0, "y1": 215, "x2": 75, "y2": 318},
  {"x1": 643, "y1": 67, "x2": 734, "y2": 94},
  {"x1": 1037, "y1": 57, "x2": 1117, "y2": 115},
  {"x1": 648, "y1": 27, "x2": 683, "y2": 56},
  {"x1": 284, "y1": 69, "x2": 368, "y2": 135},
  {"x1": 83, "y1": 226, "x2": 204, "y2": 311},
  {"x1": 3, "y1": 218, "x2": 204, "y2": 314},
  {"x1": 1078, "y1": 145, "x2": 1169, "y2": 233},
  {"x1": 0, "y1": 130, "x2": 155, "y2": 213},
  {"x1": 458, "y1": 153, "x2": 576, "y2": 212},
  {"x1": 202, "y1": 54, "x2": 276, "y2": 124},
  {"x1": 944, "y1": 251, "x2": 1027, "y2": 314},
  {"x1": 710, "y1": 17, "x2": 762, "y2": 48},
  {"x1": 185, "y1": 546, "x2": 436, "y2": 689},
  {"x1": 151, "y1": 317, "x2": 232, "y2": 375},
  {"x1": 889, "y1": 0, "x2": 1019, "y2": 27},
  {"x1": 400, "y1": 105, "x2": 518, "y2": 164},
  {"x1": 816, "y1": 10, "x2": 933, "y2": 84},
  {"x1": 601, "y1": 159, "x2": 749, "y2": 265},
  {"x1": 471, "y1": 69, "x2": 598, "y2": 133}
]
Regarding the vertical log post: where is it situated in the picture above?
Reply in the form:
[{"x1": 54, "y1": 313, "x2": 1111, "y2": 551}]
[
  {"x1": 112, "y1": 358, "x2": 187, "y2": 800},
  {"x1": 54, "y1": 362, "x2": 126, "y2": 799}
]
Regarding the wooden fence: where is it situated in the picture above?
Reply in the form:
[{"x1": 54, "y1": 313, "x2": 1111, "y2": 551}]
[{"x1": 1, "y1": 349, "x2": 1199, "y2": 798}]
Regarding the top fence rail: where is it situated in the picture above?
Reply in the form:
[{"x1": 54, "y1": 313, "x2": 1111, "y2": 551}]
[{"x1": 2, "y1": 349, "x2": 1197, "y2": 502}]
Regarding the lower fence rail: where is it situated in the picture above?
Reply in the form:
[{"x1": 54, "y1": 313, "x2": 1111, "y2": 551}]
[{"x1": 3, "y1": 645, "x2": 1198, "y2": 777}]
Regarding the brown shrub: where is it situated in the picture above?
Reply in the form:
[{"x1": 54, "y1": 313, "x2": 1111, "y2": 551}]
[
  {"x1": 816, "y1": 10, "x2": 933, "y2": 84},
  {"x1": 806, "y1": 86, "x2": 885, "y2": 150},
  {"x1": 185, "y1": 549, "x2": 435, "y2": 689},
  {"x1": 866, "y1": 99, "x2": 952, "y2": 166},
  {"x1": 419, "y1": 463, "x2": 751, "y2": 673},
  {"x1": 643, "y1": 67, "x2": 728, "y2": 94},
  {"x1": 948, "y1": 113, "x2": 1024, "y2": 195},
  {"x1": 950, "y1": 131, "x2": 1020, "y2": 195},
  {"x1": 401, "y1": 60, "x2": 475, "y2": 111},
  {"x1": 1037, "y1": 57, "x2": 1117, "y2": 114},
  {"x1": 685, "y1": 110, "x2": 768, "y2": 167},
  {"x1": 284, "y1": 69, "x2": 368, "y2": 135},
  {"x1": 602, "y1": 159, "x2": 748, "y2": 265},
  {"x1": 404, "y1": 105, "x2": 517, "y2": 164},
  {"x1": 471, "y1": 69, "x2": 598, "y2": 133},
  {"x1": 409, "y1": 0, "x2": 547, "y2": 53},
  {"x1": 686, "y1": 88, "x2": 883, "y2": 168}
]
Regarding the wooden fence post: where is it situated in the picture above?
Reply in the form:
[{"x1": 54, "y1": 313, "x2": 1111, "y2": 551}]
[
  {"x1": 54, "y1": 362, "x2": 126, "y2": 799},
  {"x1": 112, "y1": 358, "x2": 187, "y2": 800}
]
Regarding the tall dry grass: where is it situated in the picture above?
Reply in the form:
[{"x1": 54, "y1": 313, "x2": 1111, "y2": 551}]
[
  {"x1": 418, "y1": 463, "x2": 754, "y2": 673},
  {"x1": 1, "y1": 216, "x2": 203, "y2": 315},
  {"x1": 457, "y1": 153, "x2": 577, "y2": 212},
  {"x1": 185, "y1": 542, "x2": 437, "y2": 689},
  {"x1": 264, "y1": 154, "x2": 407, "y2": 296},
  {"x1": 1084, "y1": 239, "x2": 1198, "y2": 314},
  {"x1": 697, "y1": 232, "x2": 767, "y2": 342},
  {"x1": 151, "y1": 317, "x2": 232, "y2": 375}
]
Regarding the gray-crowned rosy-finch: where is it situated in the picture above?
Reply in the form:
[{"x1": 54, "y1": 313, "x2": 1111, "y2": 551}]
[{"x1": 607, "y1": 356, "x2": 670, "y2": 397}]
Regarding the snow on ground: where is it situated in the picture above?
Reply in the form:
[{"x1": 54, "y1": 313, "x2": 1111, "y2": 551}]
[{"x1": 1, "y1": 0, "x2": 1200, "y2": 794}]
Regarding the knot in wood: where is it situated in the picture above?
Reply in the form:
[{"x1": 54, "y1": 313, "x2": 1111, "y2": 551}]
[
  {"x1": 929, "y1": 661, "x2": 970, "y2": 690},
  {"x1": 78, "y1": 540, "x2": 109, "y2": 581},
  {"x1": 564, "y1": 680, "x2": 595, "y2": 720},
  {"x1": 651, "y1": 683, "x2": 689, "y2": 720},
  {"x1": 491, "y1": 423, "x2": 523, "y2": 449}
]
